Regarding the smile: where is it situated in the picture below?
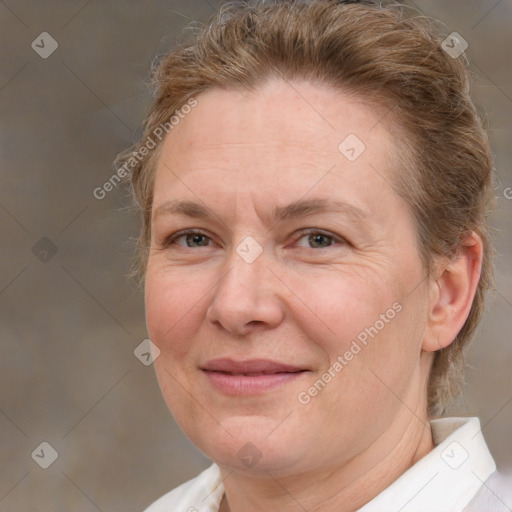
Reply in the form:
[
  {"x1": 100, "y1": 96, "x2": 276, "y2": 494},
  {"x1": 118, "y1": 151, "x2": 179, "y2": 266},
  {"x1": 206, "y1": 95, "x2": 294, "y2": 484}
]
[{"x1": 201, "y1": 358, "x2": 309, "y2": 395}]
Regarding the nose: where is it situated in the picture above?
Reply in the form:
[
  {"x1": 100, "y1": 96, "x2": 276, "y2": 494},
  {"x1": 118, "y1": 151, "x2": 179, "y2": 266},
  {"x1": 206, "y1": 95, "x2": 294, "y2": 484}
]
[{"x1": 205, "y1": 240, "x2": 285, "y2": 336}]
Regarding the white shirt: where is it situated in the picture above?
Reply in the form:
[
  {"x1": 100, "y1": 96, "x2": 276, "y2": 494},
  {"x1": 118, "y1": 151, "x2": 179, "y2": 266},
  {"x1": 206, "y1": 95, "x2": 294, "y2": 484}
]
[{"x1": 143, "y1": 417, "x2": 512, "y2": 512}]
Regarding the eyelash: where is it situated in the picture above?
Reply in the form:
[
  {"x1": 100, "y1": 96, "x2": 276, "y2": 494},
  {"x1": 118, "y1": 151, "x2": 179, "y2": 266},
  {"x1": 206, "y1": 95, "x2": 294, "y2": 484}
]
[{"x1": 162, "y1": 228, "x2": 348, "y2": 250}]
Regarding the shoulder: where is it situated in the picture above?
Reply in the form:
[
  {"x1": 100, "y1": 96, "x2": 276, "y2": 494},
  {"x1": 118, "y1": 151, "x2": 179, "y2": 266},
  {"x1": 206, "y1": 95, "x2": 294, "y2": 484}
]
[
  {"x1": 463, "y1": 470, "x2": 512, "y2": 512},
  {"x1": 142, "y1": 463, "x2": 223, "y2": 512}
]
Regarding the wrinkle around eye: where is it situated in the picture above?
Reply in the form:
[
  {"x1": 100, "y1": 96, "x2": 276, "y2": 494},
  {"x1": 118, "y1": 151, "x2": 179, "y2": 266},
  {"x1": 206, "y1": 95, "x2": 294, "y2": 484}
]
[{"x1": 155, "y1": 228, "x2": 351, "y2": 253}]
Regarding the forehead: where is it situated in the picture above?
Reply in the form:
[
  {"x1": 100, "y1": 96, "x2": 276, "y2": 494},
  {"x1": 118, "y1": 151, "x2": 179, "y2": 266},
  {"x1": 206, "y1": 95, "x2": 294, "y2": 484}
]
[
  {"x1": 152, "y1": 78, "x2": 402, "y2": 221},
  {"x1": 161, "y1": 78, "x2": 394, "y2": 160}
]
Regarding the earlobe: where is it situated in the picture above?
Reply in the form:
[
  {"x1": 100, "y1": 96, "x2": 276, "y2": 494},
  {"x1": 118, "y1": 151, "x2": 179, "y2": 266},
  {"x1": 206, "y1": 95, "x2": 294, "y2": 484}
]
[{"x1": 422, "y1": 232, "x2": 483, "y2": 353}]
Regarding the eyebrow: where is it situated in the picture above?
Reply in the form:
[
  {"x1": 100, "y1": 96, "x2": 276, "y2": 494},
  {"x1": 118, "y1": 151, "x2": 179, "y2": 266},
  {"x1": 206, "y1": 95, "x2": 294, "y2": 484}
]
[{"x1": 153, "y1": 198, "x2": 369, "y2": 226}]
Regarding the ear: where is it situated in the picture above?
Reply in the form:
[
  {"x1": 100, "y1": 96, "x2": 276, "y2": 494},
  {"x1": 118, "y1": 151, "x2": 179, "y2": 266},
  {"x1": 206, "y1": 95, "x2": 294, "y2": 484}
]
[{"x1": 422, "y1": 232, "x2": 483, "y2": 352}]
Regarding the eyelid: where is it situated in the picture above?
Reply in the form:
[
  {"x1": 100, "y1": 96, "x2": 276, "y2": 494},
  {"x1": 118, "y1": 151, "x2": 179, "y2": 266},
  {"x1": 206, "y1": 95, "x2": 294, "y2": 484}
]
[
  {"x1": 292, "y1": 228, "x2": 348, "y2": 246},
  {"x1": 162, "y1": 228, "x2": 214, "y2": 247},
  {"x1": 162, "y1": 227, "x2": 349, "y2": 249}
]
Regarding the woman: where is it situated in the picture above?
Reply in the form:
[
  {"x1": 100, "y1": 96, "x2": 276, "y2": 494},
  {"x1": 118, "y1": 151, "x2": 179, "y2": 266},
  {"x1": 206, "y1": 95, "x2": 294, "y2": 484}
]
[{"x1": 118, "y1": 0, "x2": 511, "y2": 510}]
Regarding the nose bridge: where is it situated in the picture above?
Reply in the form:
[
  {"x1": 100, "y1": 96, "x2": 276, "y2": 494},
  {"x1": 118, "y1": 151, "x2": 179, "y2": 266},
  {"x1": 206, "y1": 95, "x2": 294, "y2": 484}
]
[
  {"x1": 220, "y1": 234, "x2": 268, "y2": 297},
  {"x1": 206, "y1": 235, "x2": 284, "y2": 333}
]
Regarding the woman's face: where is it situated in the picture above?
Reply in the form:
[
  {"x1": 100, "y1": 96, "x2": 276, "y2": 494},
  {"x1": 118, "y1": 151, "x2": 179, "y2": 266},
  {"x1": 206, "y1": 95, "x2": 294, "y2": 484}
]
[{"x1": 145, "y1": 78, "x2": 433, "y2": 475}]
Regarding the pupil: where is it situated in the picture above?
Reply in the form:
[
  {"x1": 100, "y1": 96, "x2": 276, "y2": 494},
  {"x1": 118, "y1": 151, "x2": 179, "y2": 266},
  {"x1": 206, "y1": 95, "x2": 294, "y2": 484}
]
[
  {"x1": 188, "y1": 234, "x2": 207, "y2": 247},
  {"x1": 311, "y1": 234, "x2": 329, "y2": 248}
]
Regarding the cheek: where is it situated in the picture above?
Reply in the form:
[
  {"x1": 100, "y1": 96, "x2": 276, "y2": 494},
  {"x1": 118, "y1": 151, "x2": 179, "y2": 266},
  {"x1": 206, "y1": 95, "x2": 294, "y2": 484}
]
[
  {"x1": 144, "y1": 268, "x2": 199, "y2": 361},
  {"x1": 145, "y1": 269, "x2": 206, "y2": 421},
  {"x1": 297, "y1": 268, "x2": 419, "y2": 395},
  {"x1": 291, "y1": 267, "x2": 399, "y2": 352}
]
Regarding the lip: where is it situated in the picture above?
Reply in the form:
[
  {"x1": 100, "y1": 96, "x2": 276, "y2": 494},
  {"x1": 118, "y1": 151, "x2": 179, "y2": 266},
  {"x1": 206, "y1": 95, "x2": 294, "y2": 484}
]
[
  {"x1": 201, "y1": 358, "x2": 305, "y2": 374},
  {"x1": 201, "y1": 358, "x2": 308, "y2": 395}
]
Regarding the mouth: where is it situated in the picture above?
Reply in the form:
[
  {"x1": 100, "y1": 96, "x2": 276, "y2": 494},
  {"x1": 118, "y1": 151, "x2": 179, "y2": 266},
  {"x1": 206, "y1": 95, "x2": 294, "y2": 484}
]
[
  {"x1": 201, "y1": 358, "x2": 307, "y2": 375},
  {"x1": 201, "y1": 358, "x2": 308, "y2": 395},
  {"x1": 210, "y1": 370, "x2": 305, "y2": 376}
]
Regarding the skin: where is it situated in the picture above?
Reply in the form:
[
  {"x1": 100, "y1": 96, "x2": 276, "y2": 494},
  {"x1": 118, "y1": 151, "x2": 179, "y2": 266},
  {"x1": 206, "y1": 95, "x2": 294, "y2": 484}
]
[{"x1": 144, "y1": 78, "x2": 483, "y2": 512}]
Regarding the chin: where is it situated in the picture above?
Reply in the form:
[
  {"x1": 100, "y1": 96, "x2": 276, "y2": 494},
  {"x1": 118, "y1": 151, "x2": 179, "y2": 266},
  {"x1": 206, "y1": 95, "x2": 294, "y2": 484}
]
[{"x1": 190, "y1": 418, "x2": 306, "y2": 474}]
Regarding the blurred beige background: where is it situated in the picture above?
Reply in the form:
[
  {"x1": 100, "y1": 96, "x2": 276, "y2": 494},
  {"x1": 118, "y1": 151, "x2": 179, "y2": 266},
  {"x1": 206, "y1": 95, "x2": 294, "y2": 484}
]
[{"x1": 0, "y1": 1, "x2": 511, "y2": 510}]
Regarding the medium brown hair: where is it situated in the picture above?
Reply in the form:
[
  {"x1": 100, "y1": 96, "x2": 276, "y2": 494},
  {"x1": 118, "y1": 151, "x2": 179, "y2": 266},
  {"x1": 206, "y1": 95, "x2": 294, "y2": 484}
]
[{"x1": 119, "y1": 0, "x2": 495, "y2": 415}]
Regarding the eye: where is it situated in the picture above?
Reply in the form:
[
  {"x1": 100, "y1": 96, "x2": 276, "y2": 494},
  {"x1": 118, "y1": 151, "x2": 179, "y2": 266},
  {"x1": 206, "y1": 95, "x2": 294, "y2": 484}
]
[
  {"x1": 294, "y1": 229, "x2": 347, "y2": 249},
  {"x1": 162, "y1": 228, "x2": 348, "y2": 250},
  {"x1": 164, "y1": 230, "x2": 213, "y2": 248}
]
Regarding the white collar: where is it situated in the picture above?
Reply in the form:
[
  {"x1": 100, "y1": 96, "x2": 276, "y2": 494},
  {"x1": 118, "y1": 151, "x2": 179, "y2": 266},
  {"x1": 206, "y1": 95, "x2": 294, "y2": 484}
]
[
  {"x1": 357, "y1": 417, "x2": 496, "y2": 512},
  {"x1": 169, "y1": 417, "x2": 496, "y2": 512}
]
